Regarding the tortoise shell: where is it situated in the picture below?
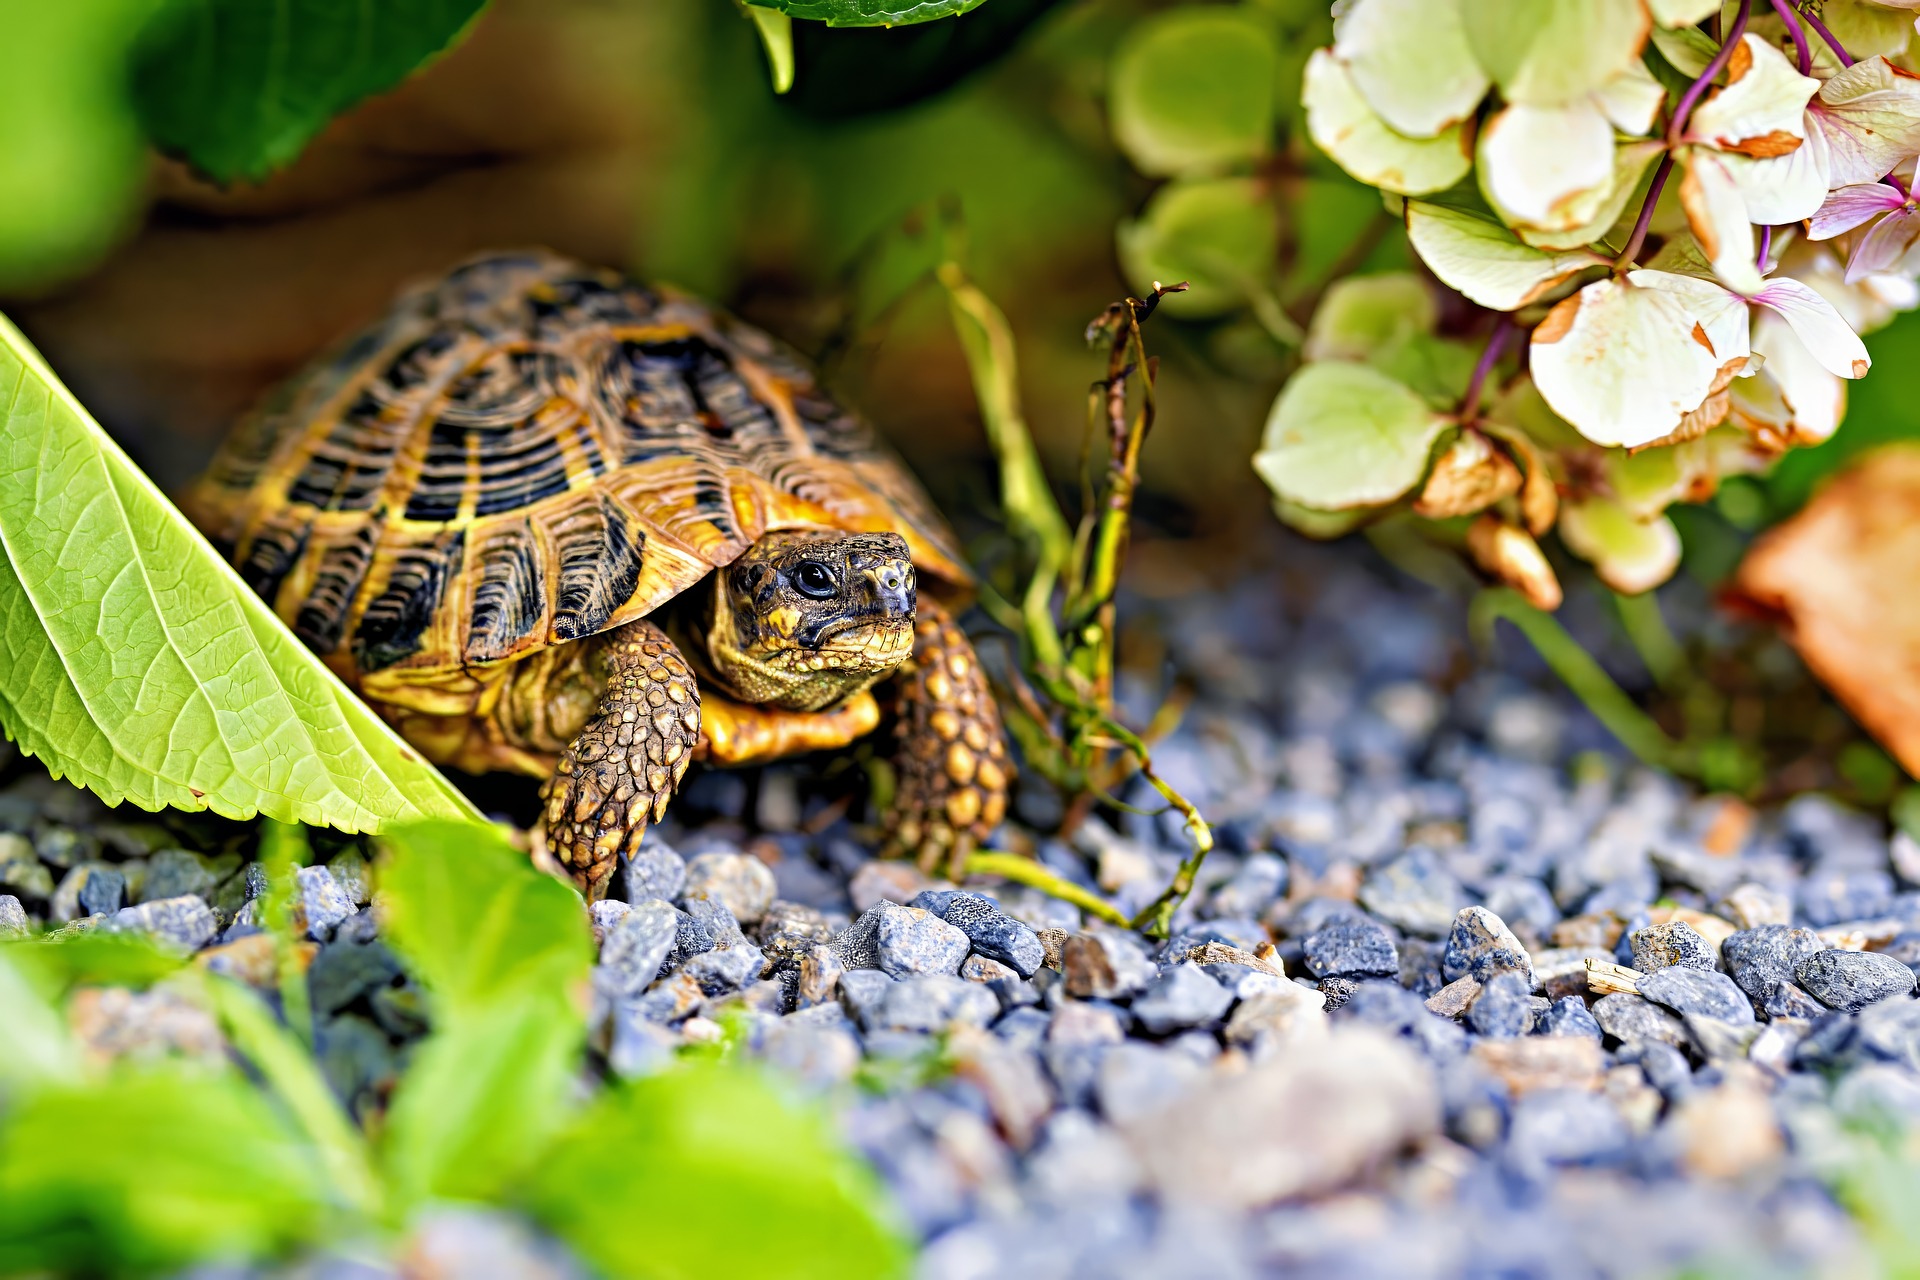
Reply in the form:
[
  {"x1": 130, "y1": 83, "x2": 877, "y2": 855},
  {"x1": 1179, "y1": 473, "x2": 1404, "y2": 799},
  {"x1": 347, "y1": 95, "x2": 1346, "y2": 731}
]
[{"x1": 184, "y1": 251, "x2": 970, "y2": 697}]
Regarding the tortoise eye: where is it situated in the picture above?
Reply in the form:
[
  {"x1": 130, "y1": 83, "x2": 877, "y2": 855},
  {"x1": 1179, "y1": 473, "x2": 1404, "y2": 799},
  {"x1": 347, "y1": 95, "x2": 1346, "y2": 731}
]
[{"x1": 792, "y1": 561, "x2": 838, "y2": 599}]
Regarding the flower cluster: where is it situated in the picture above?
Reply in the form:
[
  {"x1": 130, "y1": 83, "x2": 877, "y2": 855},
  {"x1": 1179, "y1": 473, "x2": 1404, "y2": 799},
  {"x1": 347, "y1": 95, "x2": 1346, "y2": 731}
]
[{"x1": 1263, "y1": 0, "x2": 1920, "y2": 602}]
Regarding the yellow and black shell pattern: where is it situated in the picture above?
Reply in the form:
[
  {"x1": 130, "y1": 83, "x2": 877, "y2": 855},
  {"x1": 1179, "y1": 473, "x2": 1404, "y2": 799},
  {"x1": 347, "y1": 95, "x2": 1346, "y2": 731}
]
[{"x1": 183, "y1": 250, "x2": 970, "y2": 706}]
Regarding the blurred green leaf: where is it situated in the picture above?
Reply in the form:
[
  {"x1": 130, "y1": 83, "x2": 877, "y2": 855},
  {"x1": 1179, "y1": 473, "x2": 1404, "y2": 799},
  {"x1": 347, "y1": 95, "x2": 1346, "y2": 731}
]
[
  {"x1": 1368, "y1": 332, "x2": 1478, "y2": 410},
  {"x1": 0, "y1": 947, "x2": 80, "y2": 1095},
  {"x1": 1304, "y1": 273, "x2": 1436, "y2": 361},
  {"x1": 381, "y1": 994, "x2": 581, "y2": 1210},
  {"x1": 0, "y1": 318, "x2": 483, "y2": 832},
  {"x1": 4, "y1": 928, "x2": 185, "y2": 995},
  {"x1": 0, "y1": 1068, "x2": 334, "y2": 1275},
  {"x1": 746, "y1": 0, "x2": 987, "y2": 28},
  {"x1": 1768, "y1": 309, "x2": 1920, "y2": 514},
  {"x1": 376, "y1": 819, "x2": 592, "y2": 1016},
  {"x1": 1109, "y1": 7, "x2": 1279, "y2": 177},
  {"x1": 0, "y1": 0, "x2": 153, "y2": 291},
  {"x1": 783, "y1": 0, "x2": 1064, "y2": 118},
  {"x1": 1253, "y1": 361, "x2": 1449, "y2": 509},
  {"x1": 1118, "y1": 177, "x2": 1279, "y2": 317},
  {"x1": 526, "y1": 1062, "x2": 911, "y2": 1280},
  {"x1": 744, "y1": 2, "x2": 797, "y2": 94},
  {"x1": 130, "y1": 0, "x2": 489, "y2": 183}
]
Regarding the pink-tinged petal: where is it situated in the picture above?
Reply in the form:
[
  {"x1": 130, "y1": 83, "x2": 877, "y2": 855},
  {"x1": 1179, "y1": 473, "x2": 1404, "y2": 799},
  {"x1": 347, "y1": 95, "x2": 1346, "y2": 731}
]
[
  {"x1": 1679, "y1": 152, "x2": 1765, "y2": 295},
  {"x1": 1685, "y1": 35, "x2": 1818, "y2": 154},
  {"x1": 1749, "y1": 311, "x2": 1846, "y2": 444},
  {"x1": 1809, "y1": 183, "x2": 1906, "y2": 240},
  {"x1": 1809, "y1": 55, "x2": 1920, "y2": 188},
  {"x1": 1629, "y1": 268, "x2": 1752, "y2": 363},
  {"x1": 1717, "y1": 126, "x2": 1831, "y2": 223},
  {"x1": 1847, "y1": 205, "x2": 1920, "y2": 282},
  {"x1": 1749, "y1": 277, "x2": 1872, "y2": 377},
  {"x1": 1529, "y1": 275, "x2": 1740, "y2": 449}
]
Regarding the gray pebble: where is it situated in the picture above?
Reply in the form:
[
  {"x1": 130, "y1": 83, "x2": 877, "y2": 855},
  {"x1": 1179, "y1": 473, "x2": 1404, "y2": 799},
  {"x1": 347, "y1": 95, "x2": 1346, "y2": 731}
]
[
  {"x1": 1591, "y1": 993, "x2": 1692, "y2": 1051},
  {"x1": 838, "y1": 968, "x2": 896, "y2": 1030},
  {"x1": 1094, "y1": 1041, "x2": 1205, "y2": 1124},
  {"x1": 1303, "y1": 916, "x2": 1399, "y2": 980},
  {"x1": 107, "y1": 894, "x2": 218, "y2": 952},
  {"x1": 683, "y1": 943, "x2": 765, "y2": 995},
  {"x1": 622, "y1": 834, "x2": 686, "y2": 904},
  {"x1": 1637, "y1": 966, "x2": 1754, "y2": 1025},
  {"x1": 1465, "y1": 972, "x2": 1533, "y2": 1039},
  {"x1": 2, "y1": 860, "x2": 53, "y2": 902},
  {"x1": 77, "y1": 866, "x2": 126, "y2": 917},
  {"x1": 682, "y1": 851, "x2": 777, "y2": 926},
  {"x1": 1799, "y1": 870, "x2": 1895, "y2": 928},
  {"x1": 1534, "y1": 995, "x2": 1601, "y2": 1040},
  {"x1": 760, "y1": 1019, "x2": 862, "y2": 1089},
  {"x1": 607, "y1": 1011, "x2": 681, "y2": 1079},
  {"x1": 140, "y1": 848, "x2": 231, "y2": 904},
  {"x1": 1359, "y1": 848, "x2": 1467, "y2": 938},
  {"x1": 942, "y1": 893, "x2": 1046, "y2": 978},
  {"x1": 1130, "y1": 963, "x2": 1232, "y2": 1035},
  {"x1": 1505, "y1": 1089, "x2": 1631, "y2": 1169},
  {"x1": 294, "y1": 865, "x2": 356, "y2": 940},
  {"x1": 0, "y1": 894, "x2": 26, "y2": 937},
  {"x1": 308, "y1": 939, "x2": 403, "y2": 1017},
  {"x1": 872, "y1": 974, "x2": 999, "y2": 1032},
  {"x1": 795, "y1": 944, "x2": 844, "y2": 1009},
  {"x1": 960, "y1": 953, "x2": 1019, "y2": 984},
  {"x1": 327, "y1": 849, "x2": 372, "y2": 905},
  {"x1": 1723, "y1": 925, "x2": 1826, "y2": 1015},
  {"x1": 1619, "y1": 1040, "x2": 1693, "y2": 1101},
  {"x1": 1797, "y1": 949, "x2": 1918, "y2": 1012},
  {"x1": 1063, "y1": 931, "x2": 1156, "y2": 999},
  {"x1": 870, "y1": 900, "x2": 969, "y2": 978},
  {"x1": 1629, "y1": 921, "x2": 1715, "y2": 974},
  {"x1": 1442, "y1": 906, "x2": 1533, "y2": 986},
  {"x1": 597, "y1": 899, "x2": 679, "y2": 999}
]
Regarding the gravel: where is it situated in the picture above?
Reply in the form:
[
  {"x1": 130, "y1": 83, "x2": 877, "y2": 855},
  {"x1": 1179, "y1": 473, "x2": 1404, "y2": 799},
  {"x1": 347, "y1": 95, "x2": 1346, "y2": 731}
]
[{"x1": 1797, "y1": 949, "x2": 1919, "y2": 1012}]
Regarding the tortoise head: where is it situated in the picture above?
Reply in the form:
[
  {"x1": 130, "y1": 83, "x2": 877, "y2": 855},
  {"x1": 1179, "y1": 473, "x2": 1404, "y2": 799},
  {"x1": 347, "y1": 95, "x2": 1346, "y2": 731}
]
[{"x1": 705, "y1": 529, "x2": 917, "y2": 711}]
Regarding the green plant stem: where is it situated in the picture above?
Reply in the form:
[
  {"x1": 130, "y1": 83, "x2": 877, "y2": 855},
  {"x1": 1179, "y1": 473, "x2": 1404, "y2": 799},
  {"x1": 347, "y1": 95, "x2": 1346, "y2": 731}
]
[
  {"x1": 1470, "y1": 587, "x2": 1690, "y2": 773},
  {"x1": 962, "y1": 851, "x2": 1130, "y2": 928},
  {"x1": 1612, "y1": 589, "x2": 1688, "y2": 694}
]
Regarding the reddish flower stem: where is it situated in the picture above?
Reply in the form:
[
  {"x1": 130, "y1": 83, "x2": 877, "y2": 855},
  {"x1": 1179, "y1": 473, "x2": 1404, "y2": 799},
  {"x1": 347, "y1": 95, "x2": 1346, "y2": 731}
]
[
  {"x1": 1771, "y1": 0, "x2": 1812, "y2": 74},
  {"x1": 1615, "y1": 155, "x2": 1675, "y2": 269},
  {"x1": 1459, "y1": 322, "x2": 1512, "y2": 423},
  {"x1": 1800, "y1": 6, "x2": 1856, "y2": 67},
  {"x1": 1756, "y1": 223, "x2": 1774, "y2": 271},
  {"x1": 1668, "y1": 1, "x2": 1751, "y2": 148}
]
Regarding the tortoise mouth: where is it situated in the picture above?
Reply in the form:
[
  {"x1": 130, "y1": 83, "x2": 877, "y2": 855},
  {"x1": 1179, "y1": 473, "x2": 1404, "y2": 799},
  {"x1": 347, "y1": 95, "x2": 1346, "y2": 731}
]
[{"x1": 789, "y1": 614, "x2": 915, "y2": 670}]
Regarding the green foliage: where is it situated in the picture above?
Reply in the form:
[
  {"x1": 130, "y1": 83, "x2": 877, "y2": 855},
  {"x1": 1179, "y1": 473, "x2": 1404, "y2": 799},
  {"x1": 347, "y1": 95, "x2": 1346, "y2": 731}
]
[
  {"x1": 0, "y1": 319, "x2": 480, "y2": 834},
  {"x1": 130, "y1": 0, "x2": 489, "y2": 182},
  {"x1": 1118, "y1": 178, "x2": 1280, "y2": 318},
  {"x1": 1253, "y1": 361, "x2": 1449, "y2": 510},
  {"x1": 1108, "y1": 7, "x2": 1279, "y2": 178},
  {"x1": 527, "y1": 1065, "x2": 911, "y2": 1280},
  {"x1": 745, "y1": 0, "x2": 987, "y2": 29}
]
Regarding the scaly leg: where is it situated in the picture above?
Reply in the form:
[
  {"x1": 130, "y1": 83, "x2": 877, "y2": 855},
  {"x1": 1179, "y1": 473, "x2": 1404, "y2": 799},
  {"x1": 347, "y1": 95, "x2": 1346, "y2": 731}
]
[
  {"x1": 883, "y1": 599, "x2": 1011, "y2": 876},
  {"x1": 541, "y1": 619, "x2": 701, "y2": 900}
]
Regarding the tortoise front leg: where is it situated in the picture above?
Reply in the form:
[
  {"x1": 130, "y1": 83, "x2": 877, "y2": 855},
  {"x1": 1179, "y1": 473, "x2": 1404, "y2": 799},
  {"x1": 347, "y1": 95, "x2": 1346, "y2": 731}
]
[
  {"x1": 541, "y1": 619, "x2": 701, "y2": 900},
  {"x1": 882, "y1": 599, "x2": 1011, "y2": 877}
]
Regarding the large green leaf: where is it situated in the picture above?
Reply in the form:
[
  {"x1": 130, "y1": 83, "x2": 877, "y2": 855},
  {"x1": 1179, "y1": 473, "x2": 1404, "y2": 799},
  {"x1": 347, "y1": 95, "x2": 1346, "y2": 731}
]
[
  {"x1": 1116, "y1": 177, "x2": 1280, "y2": 317},
  {"x1": 1252, "y1": 361, "x2": 1451, "y2": 509},
  {"x1": 744, "y1": 0, "x2": 987, "y2": 28},
  {"x1": 1109, "y1": 7, "x2": 1280, "y2": 177},
  {"x1": 0, "y1": 0, "x2": 154, "y2": 290},
  {"x1": 376, "y1": 820, "x2": 593, "y2": 1017},
  {"x1": 0, "y1": 1068, "x2": 334, "y2": 1275},
  {"x1": 525, "y1": 1063, "x2": 911, "y2": 1280},
  {"x1": 0, "y1": 318, "x2": 480, "y2": 832},
  {"x1": 129, "y1": 0, "x2": 490, "y2": 183}
]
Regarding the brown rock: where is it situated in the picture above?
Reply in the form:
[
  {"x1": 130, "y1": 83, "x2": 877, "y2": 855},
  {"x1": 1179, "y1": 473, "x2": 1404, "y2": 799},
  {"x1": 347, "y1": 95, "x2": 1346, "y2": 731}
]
[
  {"x1": 848, "y1": 861, "x2": 933, "y2": 913},
  {"x1": 1671, "y1": 1066, "x2": 1784, "y2": 1179},
  {"x1": 1718, "y1": 883, "x2": 1792, "y2": 930},
  {"x1": 1551, "y1": 913, "x2": 1624, "y2": 951},
  {"x1": 1424, "y1": 976, "x2": 1482, "y2": 1018},
  {"x1": 68, "y1": 984, "x2": 224, "y2": 1067},
  {"x1": 947, "y1": 1026, "x2": 1056, "y2": 1151},
  {"x1": 1471, "y1": 1036, "x2": 1605, "y2": 1097},
  {"x1": 1186, "y1": 940, "x2": 1283, "y2": 977}
]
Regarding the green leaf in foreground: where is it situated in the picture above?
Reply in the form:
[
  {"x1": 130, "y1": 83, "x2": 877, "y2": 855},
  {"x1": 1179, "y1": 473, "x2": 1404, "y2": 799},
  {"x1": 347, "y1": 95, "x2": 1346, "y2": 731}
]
[
  {"x1": 1252, "y1": 361, "x2": 1450, "y2": 509},
  {"x1": 0, "y1": 1068, "x2": 334, "y2": 1276},
  {"x1": 526, "y1": 1063, "x2": 911, "y2": 1280},
  {"x1": 0, "y1": 317, "x2": 480, "y2": 832},
  {"x1": 745, "y1": 0, "x2": 985, "y2": 27},
  {"x1": 129, "y1": 0, "x2": 490, "y2": 182},
  {"x1": 377, "y1": 819, "x2": 592, "y2": 1015}
]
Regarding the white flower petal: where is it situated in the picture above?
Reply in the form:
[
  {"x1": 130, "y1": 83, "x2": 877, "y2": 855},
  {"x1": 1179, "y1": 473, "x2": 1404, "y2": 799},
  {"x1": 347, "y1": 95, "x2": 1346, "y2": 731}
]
[
  {"x1": 1630, "y1": 268, "x2": 1754, "y2": 364},
  {"x1": 1679, "y1": 152, "x2": 1766, "y2": 295},
  {"x1": 1809, "y1": 183, "x2": 1906, "y2": 239},
  {"x1": 1479, "y1": 100, "x2": 1617, "y2": 232},
  {"x1": 1809, "y1": 56, "x2": 1920, "y2": 188},
  {"x1": 1405, "y1": 202, "x2": 1605, "y2": 310},
  {"x1": 1303, "y1": 49, "x2": 1475, "y2": 196},
  {"x1": 1516, "y1": 141, "x2": 1666, "y2": 251},
  {"x1": 1749, "y1": 277, "x2": 1872, "y2": 377},
  {"x1": 1593, "y1": 58, "x2": 1667, "y2": 136},
  {"x1": 1462, "y1": 0, "x2": 1650, "y2": 106},
  {"x1": 1686, "y1": 35, "x2": 1819, "y2": 154},
  {"x1": 1529, "y1": 275, "x2": 1737, "y2": 449},
  {"x1": 1335, "y1": 0, "x2": 1490, "y2": 139},
  {"x1": 1847, "y1": 205, "x2": 1920, "y2": 281},
  {"x1": 1714, "y1": 128, "x2": 1832, "y2": 223},
  {"x1": 1748, "y1": 311, "x2": 1847, "y2": 444},
  {"x1": 1648, "y1": 0, "x2": 1719, "y2": 26},
  {"x1": 1557, "y1": 499, "x2": 1682, "y2": 595}
]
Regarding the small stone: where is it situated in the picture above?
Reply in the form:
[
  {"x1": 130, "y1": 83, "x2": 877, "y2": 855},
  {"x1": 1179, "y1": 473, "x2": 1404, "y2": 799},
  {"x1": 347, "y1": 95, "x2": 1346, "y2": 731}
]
[
  {"x1": 1224, "y1": 982, "x2": 1328, "y2": 1056},
  {"x1": 1184, "y1": 940, "x2": 1282, "y2": 976},
  {"x1": 1800, "y1": 869, "x2": 1895, "y2": 928},
  {"x1": 940, "y1": 893, "x2": 1046, "y2": 978},
  {"x1": 1637, "y1": 966, "x2": 1754, "y2": 1025},
  {"x1": 607, "y1": 1011, "x2": 681, "y2": 1078},
  {"x1": 292, "y1": 866, "x2": 356, "y2": 940},
  {"x1": 1505, "y1": 1088, "x2": 1630, "y2": 1169},
  {"x1": 1302, "y1": 916, "x2": 1398, "y2": 980},
  {"x1": 1062, "y1": 931, "x2": 1155, "y2": 999},
  {"x1": 1717, "y1": 882, "x2": 1793, "y2": 930},
  {"x1": 677, "y1": 897, "x2": 746, "y2": 954},
  {"x1": 1465, "y1": 972, "x2": 1534, "y2": 1039},
  {"x1": 1036, "y1": 927, "x2": 1069, "y2": 970},
  {"x1": 34, "y1": 825, "x2": 95, "y2": 869},
  {"x1": 1530, "y1": 947, "x2": 1605, "y2": 1000},
  {"x1": 960, "y1": 953, "x2": 1018, "y2": 984},
  {"x1": 1318, "y1": 976, "x2": 1361, "y2": 1011},
  {"x1": 794, "y1": 943, "x2": 844, "y2": 1009},
  {"x1": 588, "y1": 899, "x2": 632, "y2": 943},
  {"x1": 1796, "y1": 949, "x2": 1918, "y2": 1012},
  {"x1": 49, "y1": 864, "x2": 109, "y2": 924},
  {"x1": 838, "y1": 968, "x2": 895, "y2": 1029},
  {"x1": 1471, "y1": 1034, "x2": 1605, "y2": 1095},
  {"x1": 1591, "y1": 993, "x2": 1691, "y2": 1051},
  {"x1": 682, "y1": 851, "x2": 777, "y2": 926},
  {"x1": 67, "y1": 985, "x2": 224, "y2": 1066},
  {"x1": 630, "y1": 971, "x2": 705, "y2": 1025},
  {"x1": 621, "y1": 833, "x2": 686, "y2": 903},
  {"x1": 77, "y1": 867, "x2": 126, "y2": 917},
  {"x1": 872, "y1": 973, "x2": 999, "y2": 1032},
  {"x1": 1095, "y1": 1041, "x2": 1206, "y2": 1124},
  {"x1": 1722, "y1": 925, "x2": 1825, "y2": 1016},
  {"x1": 1442, "y1": 907, "x2": 1534, "y2": 987},
  {"x1": 107, "y1": 895, "x2": 218, "y2": 952},
  {"x1": 1, "y1": 859, "x2": 52, "y2": 902},
  {"x1": 1671, "y1": 1068, "x2": 1784, "y2": 1179},
  {"x1": 870, "y1": 900, "x2": 969, "y2": 978},
  {"x1": 0, "y1": 894, "x2": 27, "y2": 938},
  {"x1": 0, "y1": 832, "x2": 32, "y2": 871},
  {"x1": 760, "y1": 1018, "x2": 861, "y2": 1089},
  {"x1": 1122, "y1": 1025, "x2": 1438, "y2": 1208},
  {"x1": 597, "y1": 900, "x2": 679, "y2": 999},
  {"x1": 908, "y1": 888, "x2": 957, "y2": 916},
  {"x1": 1628, "y1": 920, "x2": 1716, "y2": 974},
  {"x1": 326, "y1": 848, "x2": 372, "y2": 905},
  {"x1": 140, "y1": 849, "x2": 234, "y2": 904},
  {"x1": 848, "y1": 860, "x2": 930, "y2": 912},
  {"x1": 946, "y1": 1026, "x2": 1055, "y2": 1150},
  {"x1": 1359, "y1": 848, "x2": 1467, "y2": 938},
  {"x1": 1424, "y1": 976, "x2": 1481, "y2": 1018},
  {"x1": 1130, "y1": 963, "x2": 1232, "y2": 1035},
  {"x1": 1535, "y1": 996, "x2": 1602, "y2": 1040},
  {"x1": 683, "y1": 943, "x2": 765, "y2": 995},
  {"x1": 1550, "y1": 913, "x2": 1624, "y2": 951},
  {"x1": 757, "y1": 899, "x2": 834, "y2": 946}
]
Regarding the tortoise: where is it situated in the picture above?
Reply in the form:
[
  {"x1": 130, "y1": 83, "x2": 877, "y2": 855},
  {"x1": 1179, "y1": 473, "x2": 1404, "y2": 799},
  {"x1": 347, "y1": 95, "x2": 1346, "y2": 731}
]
[{"x1": 183, "y1": 249, "x2": 1009, "y2": 899}]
